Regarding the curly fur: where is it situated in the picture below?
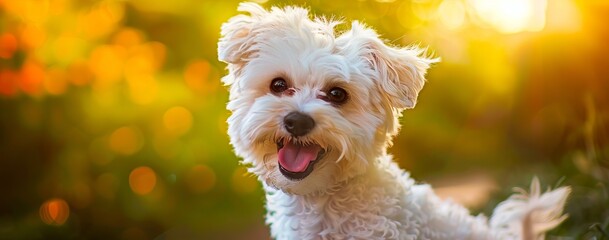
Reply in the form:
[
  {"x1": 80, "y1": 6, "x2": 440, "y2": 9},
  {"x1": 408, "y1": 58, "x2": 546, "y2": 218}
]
[{"x1": 218, "y1": 3, "x2": 570, "y2": 239}]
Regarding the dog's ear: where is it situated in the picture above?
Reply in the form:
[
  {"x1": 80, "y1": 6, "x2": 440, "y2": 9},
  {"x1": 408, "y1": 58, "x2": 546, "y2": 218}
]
[
  {"x1": 217, "y1": 3, "x2": 267, "y2": 74},
  {"x1": 337, "y1": 22, "x2": 438, "y2": 109}
]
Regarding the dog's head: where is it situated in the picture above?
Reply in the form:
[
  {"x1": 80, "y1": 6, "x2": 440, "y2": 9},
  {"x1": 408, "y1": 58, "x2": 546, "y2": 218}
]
[{"x1": 218, "y1": 3, "x2": 436, "y2": 195}]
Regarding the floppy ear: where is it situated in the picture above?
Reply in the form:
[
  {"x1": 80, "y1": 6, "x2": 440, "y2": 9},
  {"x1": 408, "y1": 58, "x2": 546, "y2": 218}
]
[
  {"x1": 217, "y1": 2, "x2": 267, "y2": 82},
  {"x1": 337, "y1": 21, "x2": 438, "y2": 109}
]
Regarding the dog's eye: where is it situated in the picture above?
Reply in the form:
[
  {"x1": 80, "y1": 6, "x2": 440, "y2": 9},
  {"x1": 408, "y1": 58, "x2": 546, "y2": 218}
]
[
  {"x1": 270, "y1": 78, "x2": 288, "y2": 94},
  {"x1": 327, "y1": 87, "x2": 348, "y2": 104}
]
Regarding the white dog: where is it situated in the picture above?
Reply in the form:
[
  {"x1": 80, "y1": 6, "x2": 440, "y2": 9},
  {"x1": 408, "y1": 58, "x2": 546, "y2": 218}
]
[{"x1": 218, "y1": 3, "x2": 570, "y2": 240}]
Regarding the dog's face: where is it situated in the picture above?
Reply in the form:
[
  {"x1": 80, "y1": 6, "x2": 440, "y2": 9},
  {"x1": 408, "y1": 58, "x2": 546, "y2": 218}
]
[{"x1": 218, "y1": 3, "x2": 435, "y2": 195}]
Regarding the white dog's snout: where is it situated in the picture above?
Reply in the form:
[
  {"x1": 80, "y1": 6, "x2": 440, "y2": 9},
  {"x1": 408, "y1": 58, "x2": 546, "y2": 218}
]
[{"x1": 283, "y1": 111, "x2": 316, "y2": 137}]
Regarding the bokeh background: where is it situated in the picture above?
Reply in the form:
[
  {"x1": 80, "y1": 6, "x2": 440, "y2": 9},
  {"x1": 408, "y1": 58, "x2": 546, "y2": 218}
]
[{"x1": 1, "y1": 0, "x2": 608, "y2": 239}]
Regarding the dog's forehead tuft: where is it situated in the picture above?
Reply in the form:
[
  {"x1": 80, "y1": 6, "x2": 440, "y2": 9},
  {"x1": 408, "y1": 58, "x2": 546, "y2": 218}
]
[
  {"x1": 251, "y1": 10, "x2": 338, "y2": 54},
  {"x1": 248, "y1": 18, "x2": 354, "y2": 88}
]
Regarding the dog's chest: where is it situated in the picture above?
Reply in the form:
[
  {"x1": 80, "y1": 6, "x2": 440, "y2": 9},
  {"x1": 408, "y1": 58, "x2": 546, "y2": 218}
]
[{"x1": 265, "y1": 184, "x2": 420, "y2": 240}]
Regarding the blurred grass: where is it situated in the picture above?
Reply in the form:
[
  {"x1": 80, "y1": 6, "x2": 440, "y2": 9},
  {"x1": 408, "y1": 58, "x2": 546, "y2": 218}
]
[{"x1": 0, "y1": 0, "x2": 608, "y2": 239}]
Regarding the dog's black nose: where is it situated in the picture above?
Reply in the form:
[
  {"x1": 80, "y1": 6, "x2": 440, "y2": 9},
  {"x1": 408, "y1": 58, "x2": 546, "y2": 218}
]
[{"x1": 283, "y1": 112, "x2": 315, "y2": 136}]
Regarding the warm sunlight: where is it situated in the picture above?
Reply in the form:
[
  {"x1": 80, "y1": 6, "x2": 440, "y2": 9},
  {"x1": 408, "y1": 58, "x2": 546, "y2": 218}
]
[
  {"x1": 469, "y1": 0, "x2": 547, "y2": 33},
  {"x1": 1, "y1": 0, "x2": 607, "y2": 238}
]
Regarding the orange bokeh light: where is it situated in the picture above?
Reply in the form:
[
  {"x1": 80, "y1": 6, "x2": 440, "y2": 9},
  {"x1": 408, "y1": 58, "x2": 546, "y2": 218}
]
[
  {"x1": 20, "y1": 25, "x2": 46, "y2": 50},
  {"x1": 44, "y1": 68, "x2": 68, "y2": 95},
  {"x1": 184, "y1": 60, "x2": 211, "y2": 94},
  {"x1": 163, "y1": 106, "x2": 193, "y2": 136},
  {"x1": 148, "y1": 42, "x2": 166, "y2": 70},
  {"x1": 129, "y1": 166, "x2": 157, "y2": 195},
  {"x1": 109, "y1": 126, "x2": 143, "y2": 155},
  {"x1": 185, "y1": 164, "x2": 216, "y2": 193},
  {"x1": 0, "y1": 70, "x2": 20, "y2": 97},
  {"x1": 79, "y1": 1, "x2": 124, "y2": 40},
  {"x1": 0, "y1": 33, "x2": 18, "y2": 59},
  {"x1": 184, "y1": 60, "x2": 220, "y2": 94},
  {"x1": 40, "y1": 198, "x2": 70, "y2": 226},
  {"x1": 89, "y1": 45, "x2": 126, "y2": 88},
  {"x1": 113, "y1": 27, "x2": 143, "y2": 48},
  {"x1": 67, "y1": 61, "x2": 93, "y2": 86},
  {"x1": 19, "y1": 60, "x2": 45, "y2": 97}
]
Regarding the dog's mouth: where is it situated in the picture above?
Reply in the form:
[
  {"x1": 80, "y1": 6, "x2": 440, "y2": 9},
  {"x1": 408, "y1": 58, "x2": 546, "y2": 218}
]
[{"x1": 276, "y1": 138, "x2": 326, "y2": 181}]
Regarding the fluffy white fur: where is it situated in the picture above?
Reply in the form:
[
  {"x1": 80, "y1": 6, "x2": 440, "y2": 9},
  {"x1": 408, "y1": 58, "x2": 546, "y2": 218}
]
[{"x1": 218, "y1": 3, "x2": 571, "y2": 240}]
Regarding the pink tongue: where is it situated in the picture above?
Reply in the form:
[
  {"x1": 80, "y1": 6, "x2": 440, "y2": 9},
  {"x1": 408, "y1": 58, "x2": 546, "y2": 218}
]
[{"x1": 278, "y1": 141, "x2": 321, "y2": 173}]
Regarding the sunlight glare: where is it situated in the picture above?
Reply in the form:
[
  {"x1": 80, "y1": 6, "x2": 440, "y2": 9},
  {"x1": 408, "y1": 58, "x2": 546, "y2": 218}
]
[
  {"x1": 439, "y1": 0, "x2": 466, "y2": 30},
  {"x1": 469, "y1": 0, "x2": 546, "y2": 34}
]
